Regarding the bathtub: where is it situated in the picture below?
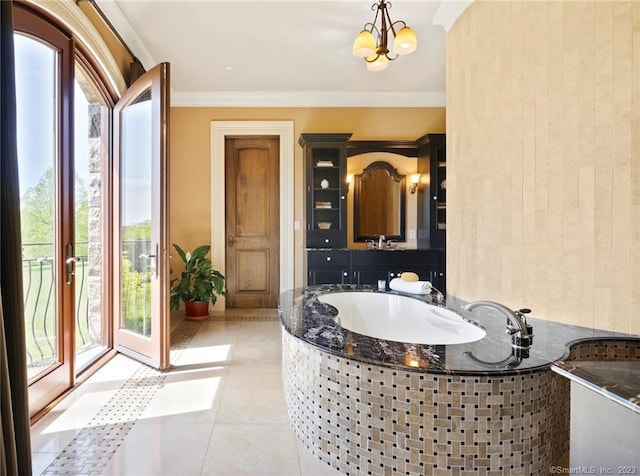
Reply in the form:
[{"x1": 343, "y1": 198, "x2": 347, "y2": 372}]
[
  {"x1": 317, "y1": 291, "x2": 486, "y2": 345},
  {"x1": 279, "y1": 285, "x2": 637, "y2": 475}
]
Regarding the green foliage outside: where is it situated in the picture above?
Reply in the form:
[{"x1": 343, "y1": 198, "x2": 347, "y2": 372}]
[
  {"x1": 120, "y1": 252, "x2": 152, "y2": 336},
  {"x1": 21, "y1": 168, "x2": 154, "y2": 370}
]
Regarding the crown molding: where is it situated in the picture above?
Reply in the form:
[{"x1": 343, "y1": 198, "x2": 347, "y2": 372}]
[
  {"x1": 171, "y1": 90, "x2": 446, "y2": 108},
  {"x1": 94, "y1": 0, "x2": 157, "y2": 70}
]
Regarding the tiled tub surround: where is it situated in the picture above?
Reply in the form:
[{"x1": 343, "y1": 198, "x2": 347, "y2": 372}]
[{"x1": 279, "y1": 285, "x2": 639, "y2": 475}]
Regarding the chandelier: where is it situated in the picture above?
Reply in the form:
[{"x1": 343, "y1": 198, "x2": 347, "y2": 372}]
[{"x1": 352, "y1": 0, "x2": 417, "y2": 72}]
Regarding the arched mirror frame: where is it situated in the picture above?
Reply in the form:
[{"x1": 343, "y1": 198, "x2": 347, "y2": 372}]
[
  {"x1": 348, "y1": 141, "x2": 418, "y2": 244},
  {"x1": 353, "y1": 161, "x2": 406, "y2": 241}
]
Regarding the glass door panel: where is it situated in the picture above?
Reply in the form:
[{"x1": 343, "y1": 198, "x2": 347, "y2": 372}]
[
  {"x1": 113, "y1": 63, "x2": 170, "y2": 369},
  {"x1": 121, "y1": 88, "x2": 153, "y2": 337},
  {"x1": 73, "y1": 63, "x2": 109, "y2": 372},
  {"x1": 15, "y1": 34, "x2": 60, "y2": 382}
]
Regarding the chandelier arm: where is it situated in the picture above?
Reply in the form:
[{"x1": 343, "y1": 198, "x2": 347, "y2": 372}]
[
  {"x1": 389, "y1": 19, "x2": 407, "y2": 37},
  {"x1": 364, "y1": 53, "x2": 381, "y2": 64}
]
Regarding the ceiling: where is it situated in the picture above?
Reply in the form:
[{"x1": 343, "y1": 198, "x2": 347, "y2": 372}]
[{"x1": 96, "y1": 1, "x2": 469, "y2": 107}]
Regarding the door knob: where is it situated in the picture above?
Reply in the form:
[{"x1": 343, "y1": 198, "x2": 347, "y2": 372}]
[{"x1": 228, "y1": 235, "x2": 235, "y2": 247}]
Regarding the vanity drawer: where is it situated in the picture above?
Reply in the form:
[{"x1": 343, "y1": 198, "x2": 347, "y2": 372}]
[{"x1": 307, "y1": 250, "x2": 350, "y2": 268}]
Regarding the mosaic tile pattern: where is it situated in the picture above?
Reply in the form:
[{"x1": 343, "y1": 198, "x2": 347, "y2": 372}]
[
  {"x1": 567, "y1": 339, "x2": 640, "y2": 362},
  {"x1": 41, "y1": 320, "x2": 202, "y2": 476},
  {"x1": 283, "y1": 331, "x2": 569, "y2": 475},
  {"x1": 209, "y1": 313, "x2": 280, "y2": 322}
]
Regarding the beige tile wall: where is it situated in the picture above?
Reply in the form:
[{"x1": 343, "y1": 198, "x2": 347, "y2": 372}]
[{"x1": 446, "y1": 0, "x2": 639, "y2": 334}]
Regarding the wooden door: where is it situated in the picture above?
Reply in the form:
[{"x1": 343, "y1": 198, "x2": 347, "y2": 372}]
[{"x1": 225, "y1": 136, "x2": 280, "y2": 308}]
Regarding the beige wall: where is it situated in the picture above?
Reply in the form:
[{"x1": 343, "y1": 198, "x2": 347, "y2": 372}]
[
  {"x1": 446, "y1": 1, "x2": 639, "y2": 334},
  {"x1": 170, "y1": 107, "x2": 445, "y2": 288}
]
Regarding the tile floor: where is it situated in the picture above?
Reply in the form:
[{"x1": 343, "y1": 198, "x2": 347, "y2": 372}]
[{"x1": 30, "y1": 309, "x2": 342, "y2": 476}]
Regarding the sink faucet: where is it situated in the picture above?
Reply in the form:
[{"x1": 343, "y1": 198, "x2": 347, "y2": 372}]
[
  {"x1": 378, "y1": 234, "x2": 385, "y2": 249},
  {"x1": 462, "y1": 301, "x2": 533, "y2": 349}
]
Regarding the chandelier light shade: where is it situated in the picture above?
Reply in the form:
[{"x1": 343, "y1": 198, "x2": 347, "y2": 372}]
[
  {"x1": 353, "y1": 30, "x2": 376, "y2": 57},
  {"x1": 352, "y1": 0, "x2": 417, "y2": 71}
]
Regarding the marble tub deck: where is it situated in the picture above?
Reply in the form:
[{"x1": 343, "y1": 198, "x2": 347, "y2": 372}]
[{"x1": 279, "y1": 284, "x2": 636, "y2": 375}]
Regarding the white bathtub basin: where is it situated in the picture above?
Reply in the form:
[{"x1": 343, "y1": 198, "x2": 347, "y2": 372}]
[{"x1": 317, "y1": 292, "x2": 486, "y2": 345}]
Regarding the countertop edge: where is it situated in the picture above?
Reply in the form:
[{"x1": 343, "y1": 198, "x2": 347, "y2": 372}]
[{"x1": 551, "y1": 362, "x2": 640, "y2": 415}]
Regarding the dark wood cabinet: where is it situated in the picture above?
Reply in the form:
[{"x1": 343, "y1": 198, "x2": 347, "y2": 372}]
[
  {"x1": 417, "y1": 133, "x2": 446, "y2": 248},
  {"x1": 308, "y1": 249, "x2": 446, "y2": 293},
  {"x1": 351, "y1": 249, "x2": 445, "y2": 292},
  {"x1": 307, "y1": 250, "x2": 350, "y2": 285},
  {"x1": 299, "y1": 133, "x2": 352, "y2": 248},
  {"x1": 304, "y1": 132, "x2": 446, "y2": 292}
]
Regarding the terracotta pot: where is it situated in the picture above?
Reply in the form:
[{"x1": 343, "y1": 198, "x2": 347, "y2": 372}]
[{"x1": 184, "y1": 300, "x2": 210, "y2": 320}]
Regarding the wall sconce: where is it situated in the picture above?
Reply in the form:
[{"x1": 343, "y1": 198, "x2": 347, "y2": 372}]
[
  {"x1": 409, "y1": 173, "x2": 421, "y2": 194},
  {"x1": 346, "y1": 173, "x2": 354, "y2": 193}
]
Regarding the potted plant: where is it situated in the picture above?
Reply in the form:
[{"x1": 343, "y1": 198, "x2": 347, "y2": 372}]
[{"x1": 170, "y1": 243, "x2": 225, "y2": 320}]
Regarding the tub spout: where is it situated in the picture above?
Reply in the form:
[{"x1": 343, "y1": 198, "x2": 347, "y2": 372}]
[{"x1": 463, "y1": 301, "x2": 533, "y2": 349}]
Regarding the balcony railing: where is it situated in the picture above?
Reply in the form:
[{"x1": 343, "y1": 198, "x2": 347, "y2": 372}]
[{"x1": 23, "y1": 240, "x2": 152, "y2": 378}]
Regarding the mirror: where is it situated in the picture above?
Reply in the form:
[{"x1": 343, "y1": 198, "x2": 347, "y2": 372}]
[{"x1": 353, "y1": 161, "x2": 406, "y2": 242}]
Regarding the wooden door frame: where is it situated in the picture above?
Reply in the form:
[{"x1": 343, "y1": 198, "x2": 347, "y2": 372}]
[{"x1": 211, "y1": 121, "x2": 294, "y2": 308}]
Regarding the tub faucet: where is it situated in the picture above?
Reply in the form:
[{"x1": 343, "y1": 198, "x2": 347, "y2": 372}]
[
  {"x1": 378, "y1": 235, "x2": 385, "y2": 249},
  {"x1": 462, "y1": 301, "x2": 533, "y2": 350}
]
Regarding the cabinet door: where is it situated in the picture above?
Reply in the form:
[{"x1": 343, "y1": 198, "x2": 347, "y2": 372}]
[
  {"x1": 417, "y1": 133, "x2": 446, "y2": 249},
  {"x1": 394, "y1": 250, "x2": 445, "y2": 293},
  {"x1": 307, "y1": 250, "x2": 350, "y2": 285},
  {"x1": 351, "y1": 251, "x2": 394, "y2": 285},
  {"x1": 352, "y1": 267, "x2": 390, "y2": 285},
  {"x1": 300, "y1": 134, "x2": 351, "y2": 248},
  {"x1": 429, "y1": 136, "x2": 446, "y2": 247},
  {"x1": 308, "y1": 269, "x2": 350, "y2": 285}
]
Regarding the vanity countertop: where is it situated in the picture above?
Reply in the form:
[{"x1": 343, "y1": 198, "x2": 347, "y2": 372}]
[
  {"x1": 305, "y1": 247, "x2": 446, "y2": 252},
  {"x1": 552, "y1": 360, "x2": 640, "y2": 414},
  {"x1": 278, "y1": 285, "x2": 639, "y2": 376}
]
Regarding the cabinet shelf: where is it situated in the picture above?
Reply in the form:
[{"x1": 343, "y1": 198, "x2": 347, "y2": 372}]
[{"x1": 300, "y1": 133, "x2": 352, "y2": 248}]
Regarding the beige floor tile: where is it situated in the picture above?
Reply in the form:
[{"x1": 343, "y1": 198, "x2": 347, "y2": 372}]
[
  {"x1": 214, "y1": 386, "x2": 289, "y2": 424},
  {"x1": 235, "y1": 321, "x2": 282, "y2": 344},
  {"x1": 224, "y1": 362, "x2": 284, "y2": 390},
  {"x1": 103, "y1": 422, "x2": 214, "y2": 475},
  {"x1": 138, "y1": 367, "x2": 227, "y2": 424},
  {"x1": 201, "y1": 424, "x2": 300, "y2": 476},
  {"x1": 230, "y1": 342, "x2": 282, "y2": 365}
]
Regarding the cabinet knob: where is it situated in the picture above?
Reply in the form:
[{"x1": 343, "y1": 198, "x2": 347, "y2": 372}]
[
  {"x1": 326, "y1": 256, "x2": 332, "y2": 262},
  {"x1": 433, "y1": 196, "x2": 437, "y2": 200},
  {"x1": 343, "y1": 272, "x2": 348, "y2": 277},
  {"x1": 324, "y1": 238, "x2": 330, "y2": 243}
]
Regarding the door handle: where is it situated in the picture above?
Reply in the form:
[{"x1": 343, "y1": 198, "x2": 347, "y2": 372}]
[
  {"x1": 228, "y1": 235, "x2": 235, "y2": 247},
  {"x1": 139, "y1": 243, "x2": 159, "y2": 277},
  {"x1": 66, "y1": 256, "x2": 79, "y2": 284},
  {"x1": 65, "y1": 243, "x2": 81, "y2": 284}
]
